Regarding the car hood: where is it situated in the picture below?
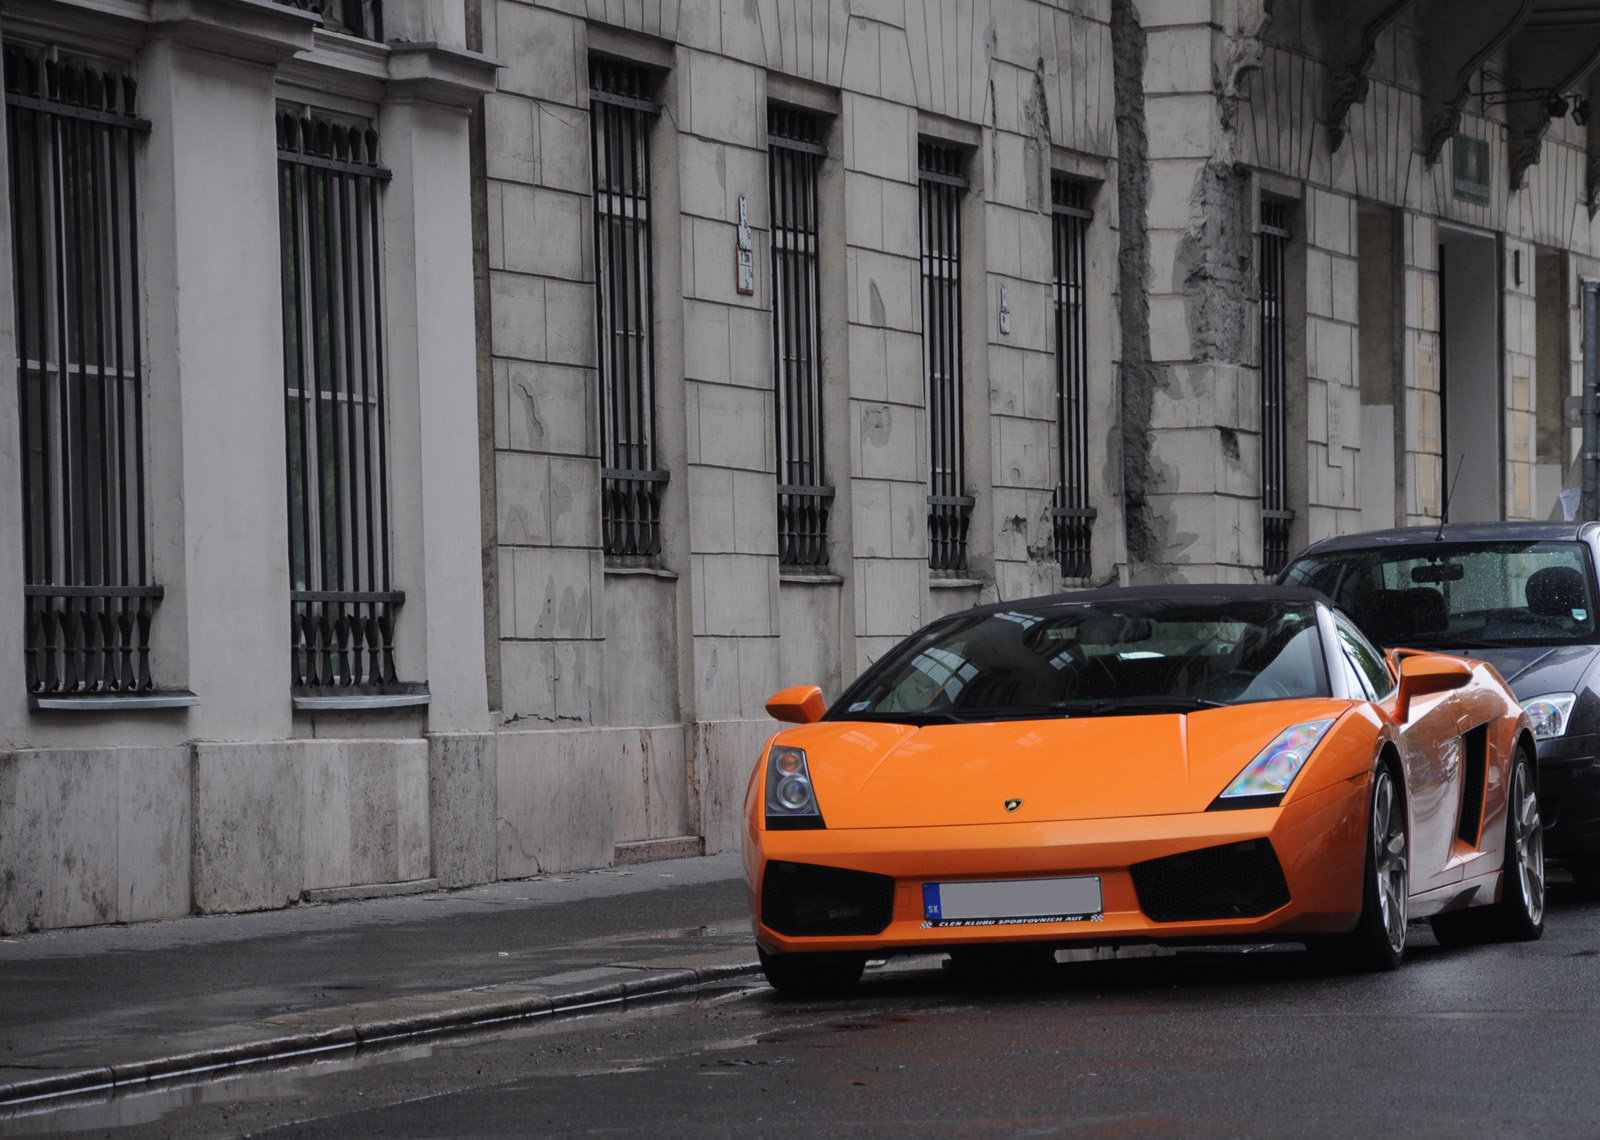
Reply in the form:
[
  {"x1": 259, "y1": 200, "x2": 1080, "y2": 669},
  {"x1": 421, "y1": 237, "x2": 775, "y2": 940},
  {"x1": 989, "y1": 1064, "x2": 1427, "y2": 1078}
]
[
  {"x1": 786, "y1": 699, "x2": 1353, "y2": 829},
  {"x1": 1453, "y1": 644, "x2": 1600, "y2": 699}
]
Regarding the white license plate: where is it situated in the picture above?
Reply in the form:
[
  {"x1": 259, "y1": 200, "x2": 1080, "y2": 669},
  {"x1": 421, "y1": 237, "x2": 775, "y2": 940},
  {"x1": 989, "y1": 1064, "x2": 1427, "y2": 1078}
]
[{"x1": 921, "y1": 876, "x2": 1103, "y2": 928}]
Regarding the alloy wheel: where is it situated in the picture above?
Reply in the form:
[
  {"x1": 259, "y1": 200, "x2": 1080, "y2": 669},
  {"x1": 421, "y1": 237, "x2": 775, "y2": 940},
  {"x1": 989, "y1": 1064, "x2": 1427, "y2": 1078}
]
[
  {"x1": 1373, "y1": 770, "x2": 1408, "y2": 954},
  {"x1": 1510, "y1": 760, "x2": 1545, "y2": 927}
]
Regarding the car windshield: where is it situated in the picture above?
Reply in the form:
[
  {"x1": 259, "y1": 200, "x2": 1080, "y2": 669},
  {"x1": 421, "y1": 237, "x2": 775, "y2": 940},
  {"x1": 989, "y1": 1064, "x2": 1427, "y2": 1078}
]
[
  {"x1": 1282, "y1": 540, "x2": 1599, "y2": 649},
  {"x1": 830, "y1": 599, "x2": 1329, "y2": 725}
]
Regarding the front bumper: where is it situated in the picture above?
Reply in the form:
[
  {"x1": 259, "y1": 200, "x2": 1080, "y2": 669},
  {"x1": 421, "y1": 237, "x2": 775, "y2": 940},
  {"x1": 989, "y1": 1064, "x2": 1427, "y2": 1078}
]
[
  {"x1": 1537, "y1": 733, "x2": 1600, "y2": 850},
  {"x1": 747, "y1": 775, "x2": 1371, "y2": 956}
]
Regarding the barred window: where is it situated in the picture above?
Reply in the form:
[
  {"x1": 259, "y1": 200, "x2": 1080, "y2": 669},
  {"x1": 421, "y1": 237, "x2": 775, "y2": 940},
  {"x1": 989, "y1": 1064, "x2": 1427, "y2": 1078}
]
[
  {"x1": 272, "y1": 0, "x2": 383, "y2": 41},
  {"x1": 918, "y1": 141, "x2": 972, "y2": 573},
  {"x1": 5, "y1": 46, "x2": 161, "y2": 698},
  {"x1": 1051, "y1": 177, "x2": 1095, "y2": 579},
  {"x1": 1260, "y1": 200, "x2": 1293, "y2": 576},
  {"x1": 277, "y1": 109, "x2": 405, "y2": 697},
  {"x1": 589, "y1": 60, "x2": 666, "y2": 560},
  {"x1": 769, "y1": 106, "x2": 830, "y2": 569}
]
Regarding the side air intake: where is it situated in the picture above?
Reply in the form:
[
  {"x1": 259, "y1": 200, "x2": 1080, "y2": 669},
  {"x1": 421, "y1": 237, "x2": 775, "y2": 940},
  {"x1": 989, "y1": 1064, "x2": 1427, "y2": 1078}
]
[
  {"x1": 761, "y1": 860, "x2": 895, "y2": 937},
  {"x1": 1130, "y1": 838, "x2": 1291, "y2": 923}
]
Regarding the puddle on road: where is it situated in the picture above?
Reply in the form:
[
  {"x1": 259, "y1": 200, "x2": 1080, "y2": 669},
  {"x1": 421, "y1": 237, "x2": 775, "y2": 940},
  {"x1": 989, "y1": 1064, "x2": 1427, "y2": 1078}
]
[{"x1": 0, "y1": 982, "x2": 766, "y2": 1138}]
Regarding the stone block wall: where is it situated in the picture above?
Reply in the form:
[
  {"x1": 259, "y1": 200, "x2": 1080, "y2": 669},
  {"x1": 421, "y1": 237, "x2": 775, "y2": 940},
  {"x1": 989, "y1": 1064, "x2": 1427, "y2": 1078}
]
[
  {"x1": 1302, "y1": 187, "x2": 1362, "y2": 542},
  {"x1": 0, "y1": 747, "x2": 189, "y2": 933},
  {"x1": 475, "y1": 0, "x2": 1123, "y2": 870}
]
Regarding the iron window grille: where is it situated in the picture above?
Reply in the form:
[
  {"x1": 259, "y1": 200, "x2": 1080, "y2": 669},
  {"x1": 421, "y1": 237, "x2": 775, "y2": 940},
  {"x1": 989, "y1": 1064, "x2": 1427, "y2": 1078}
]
[
  {"x1": 589, "y1": 60, "x2": 666, "y2": 560},
  {"x1": 5, "y1": 46, "x2": 162, "y2": 696},
  {"x1": 272, "y1": 0, "x2": 383, "y2": 41},
  {"x1": 277, "y1": 109, "x2": 403, "y2": 694},
  {"x1": 1051, "y1": 177, "x2": 1096, "y2": 579},
  {"x1": 1260, "y1": 200, "x2": 1294, "y2": 576},
  {"x1": 769, "y1": 106, "x2": 831, "y2": 569},
  {"x1": 918, "y1": 141, "x2": 973, "y2": 573}
]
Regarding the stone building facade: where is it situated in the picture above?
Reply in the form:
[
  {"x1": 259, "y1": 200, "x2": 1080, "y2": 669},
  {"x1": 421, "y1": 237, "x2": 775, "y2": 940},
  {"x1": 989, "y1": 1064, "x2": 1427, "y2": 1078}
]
[{"x1": 5, "y1": 0, "x2": 1600, "y2": 932}]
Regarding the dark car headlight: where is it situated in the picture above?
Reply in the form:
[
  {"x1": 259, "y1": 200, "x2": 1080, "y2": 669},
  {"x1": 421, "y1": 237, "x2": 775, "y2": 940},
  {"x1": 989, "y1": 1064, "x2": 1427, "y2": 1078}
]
[{"x1": 1522, "y1": 693, "x2": 1577, "y2": 740}]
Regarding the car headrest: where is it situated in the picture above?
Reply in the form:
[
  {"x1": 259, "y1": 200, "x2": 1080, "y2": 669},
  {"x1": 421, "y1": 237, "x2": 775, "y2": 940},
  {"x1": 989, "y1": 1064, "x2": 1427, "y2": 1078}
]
[
  {"x1": 1359, "y1": 587, "x2": 1448, "y2": 644},
  {"x1": 1526, "y1": 566, "x2": 1586, "y2": 616}
]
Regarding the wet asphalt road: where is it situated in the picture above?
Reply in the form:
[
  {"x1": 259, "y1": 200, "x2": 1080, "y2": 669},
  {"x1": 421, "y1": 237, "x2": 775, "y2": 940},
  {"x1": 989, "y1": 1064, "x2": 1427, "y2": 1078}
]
[{"x1": 11, "y1": 888, "x2": 1600, "y2": 1139}]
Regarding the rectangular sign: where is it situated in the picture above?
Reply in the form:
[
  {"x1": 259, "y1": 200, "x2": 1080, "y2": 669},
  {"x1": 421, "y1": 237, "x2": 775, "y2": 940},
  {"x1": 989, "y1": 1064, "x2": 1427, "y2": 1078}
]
[{"x1": 922, "y1": 876, "x2": 1102, "y2": 928}]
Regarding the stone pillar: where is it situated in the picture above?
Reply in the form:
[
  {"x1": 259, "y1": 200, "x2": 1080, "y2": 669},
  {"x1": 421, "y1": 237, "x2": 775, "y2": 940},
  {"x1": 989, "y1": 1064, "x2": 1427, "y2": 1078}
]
[
  {"x1": 381, "y1": 46, "x2": 499, "y2": 733},
  {"x1": 1402, "y1": 213, "x2": 1443, "y2": 524},
  {"x1": 1121, "y1": 0, "x2": 1263, "y2": 583},
  {"x1": 140, "y1": 1, "x2": 315, "y2": 739},
  {"x1": 842, "y1": 92, "x2": 927, "y2": 670},
  {"x1": 1303, "y1": 188, "x2": 1363, "y2": 541}
]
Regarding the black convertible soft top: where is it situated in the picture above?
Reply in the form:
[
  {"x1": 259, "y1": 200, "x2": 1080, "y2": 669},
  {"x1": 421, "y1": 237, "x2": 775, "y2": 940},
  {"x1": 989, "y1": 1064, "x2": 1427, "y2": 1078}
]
[{"x1": 950, "y1": 583, "x2": 1331, "y2": 621}]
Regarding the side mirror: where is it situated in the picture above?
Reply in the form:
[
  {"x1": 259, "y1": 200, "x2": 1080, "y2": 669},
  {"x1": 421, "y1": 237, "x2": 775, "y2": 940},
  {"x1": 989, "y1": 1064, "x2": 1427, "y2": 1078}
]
[
  {"x1": 765, "y1": 685, "x2": 826, "y2": 725},
  {"x1": 1394, "y1": 653, "x2": 1473, "y2": 721}
]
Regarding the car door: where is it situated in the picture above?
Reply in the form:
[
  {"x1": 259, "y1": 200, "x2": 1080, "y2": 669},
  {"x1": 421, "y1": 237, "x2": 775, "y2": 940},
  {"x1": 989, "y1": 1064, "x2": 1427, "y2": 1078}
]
[{"x1": 1334, "y1": 615, "x2": 1463, "y2": 892}]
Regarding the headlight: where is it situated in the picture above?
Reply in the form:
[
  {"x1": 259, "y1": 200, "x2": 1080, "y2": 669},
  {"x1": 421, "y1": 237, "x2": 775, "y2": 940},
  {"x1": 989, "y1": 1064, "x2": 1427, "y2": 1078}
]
[
  {"x1": 1521, "y1": 692, "x2": 1577, "y2": 740},
  {"x1": 1212, "y1": 719, "x2": 1336, "y2": 809},
  {"x1": 765, "y1": 746, "x2": 825, "y2": 828}
]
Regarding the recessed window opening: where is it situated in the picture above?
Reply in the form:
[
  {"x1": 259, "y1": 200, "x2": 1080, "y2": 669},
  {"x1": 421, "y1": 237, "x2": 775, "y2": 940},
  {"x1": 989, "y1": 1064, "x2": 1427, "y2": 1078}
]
[
  {"x1": 277, "y1": 105, "x2": 403, "y2": 694},
  {"x1": 1051, "y1": 176, "x2": 1095, "y2": 579},
  {"x1": 1260, "y1": 199, "x2": 1293, "y2": 575},
  {"x1": 5, "y1": 44, "x2": 161, "y2": 695},
  {"x1": 589, "y1": 58, "x2": 666, "y2": 561},
  {"x1": 918, "y1": 140, "x2": 972, "y2": 574},
  {"x1": 769, "y1": 105, "x2": 830, "y2": 569},
  {"x1": 1534, "y1": 249, "x2": 1568, "y2": 520},
  {"x1": 1357, "y1": 206, "x2": 1401, "y2": 531}
]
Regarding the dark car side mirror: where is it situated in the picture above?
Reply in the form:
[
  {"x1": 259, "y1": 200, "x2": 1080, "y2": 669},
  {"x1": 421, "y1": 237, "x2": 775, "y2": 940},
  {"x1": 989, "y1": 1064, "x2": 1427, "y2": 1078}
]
[{"x1": 1393, "y1": 653, "x2": 1473, "y2": 721}]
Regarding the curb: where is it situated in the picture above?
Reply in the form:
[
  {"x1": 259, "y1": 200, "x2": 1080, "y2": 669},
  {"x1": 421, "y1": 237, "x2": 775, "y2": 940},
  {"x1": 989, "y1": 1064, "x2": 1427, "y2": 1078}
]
[{"x1": 0, "y1": 959, "x2": 761, "y2": 1109}]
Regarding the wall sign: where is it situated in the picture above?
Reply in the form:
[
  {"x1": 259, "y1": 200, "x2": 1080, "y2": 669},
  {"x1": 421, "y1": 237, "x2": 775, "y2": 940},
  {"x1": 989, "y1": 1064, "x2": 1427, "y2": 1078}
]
[{"x1": 735, "y1": 194, "x2": 755, "y2": 295}]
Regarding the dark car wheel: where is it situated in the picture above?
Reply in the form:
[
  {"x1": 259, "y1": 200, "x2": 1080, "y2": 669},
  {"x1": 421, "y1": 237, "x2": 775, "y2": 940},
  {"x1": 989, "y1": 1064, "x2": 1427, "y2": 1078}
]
[
  {"x1": 758, "y1": 947, "x2": 866, "y2": 996},
  {"x1": 1432, "y1": 747, "x2": 1544, "y2": 946},
  {"x1": 1316, "y1": 764, "x2": 1408, "y2": 972}
]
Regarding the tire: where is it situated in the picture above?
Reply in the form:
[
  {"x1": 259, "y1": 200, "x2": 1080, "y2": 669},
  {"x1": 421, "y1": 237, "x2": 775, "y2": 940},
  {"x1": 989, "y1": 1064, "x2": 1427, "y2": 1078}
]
[
  {"x1": 1317, "y1": 764, "x2": 1409, "y2": 972},
  {"x1": 1429, "y1": 746, "x2": 1545, "y2": 946},
  {"x1": 757, "y1": 947, "x2": 866, "y2": 996}
]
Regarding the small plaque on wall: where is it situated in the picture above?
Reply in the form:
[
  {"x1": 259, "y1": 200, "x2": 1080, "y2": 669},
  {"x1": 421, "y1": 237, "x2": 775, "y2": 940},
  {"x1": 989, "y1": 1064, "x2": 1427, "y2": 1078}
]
[{"x1": 735, "y1": 194, "x2": 755, "y2": 295}]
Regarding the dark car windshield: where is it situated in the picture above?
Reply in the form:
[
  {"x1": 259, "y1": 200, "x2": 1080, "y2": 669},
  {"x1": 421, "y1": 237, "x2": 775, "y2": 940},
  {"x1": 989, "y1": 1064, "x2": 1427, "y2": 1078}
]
[
  {"x1": 830, "y1": 599, "x2": 1329, "y2": 725},
  {"x1": 1282, "y1": 540, "x2": 1599, "y2": 649}
]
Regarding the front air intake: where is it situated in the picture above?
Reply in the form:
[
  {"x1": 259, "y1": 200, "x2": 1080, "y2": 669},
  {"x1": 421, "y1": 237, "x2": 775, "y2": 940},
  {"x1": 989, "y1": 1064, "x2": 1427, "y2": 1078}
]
[
  {"x1": 1130, "y1": 838, "x2": 1291, "y2": 923},
  {"x1": 760, "y1": 860, "x2": 895, "y2": 937}
]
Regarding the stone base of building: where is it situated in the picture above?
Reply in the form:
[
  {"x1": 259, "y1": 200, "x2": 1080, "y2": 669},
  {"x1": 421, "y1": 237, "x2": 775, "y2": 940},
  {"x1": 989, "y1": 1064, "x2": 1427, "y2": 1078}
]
[{"x1": 0, "y1": 719, "x2": 771, "y2": 935}]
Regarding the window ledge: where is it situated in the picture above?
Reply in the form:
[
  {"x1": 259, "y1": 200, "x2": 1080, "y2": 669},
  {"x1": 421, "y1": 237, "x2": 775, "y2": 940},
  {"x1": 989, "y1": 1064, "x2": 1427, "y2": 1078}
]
[
  {"x1": 30, "y1": 691, "x2": 199, "y2": 712},
  {"x1": 928, "y1": 576, "x2": 985, "y2": 589},
  {"x1": 780, "y1": 571, "x2": 844, "y2": 585},
  {"x1": 292, "y1": 685, "x2": 430, "y2": 712},
  {"x1": 603, "y1": 565, "x2": 679, "y2": 581}
]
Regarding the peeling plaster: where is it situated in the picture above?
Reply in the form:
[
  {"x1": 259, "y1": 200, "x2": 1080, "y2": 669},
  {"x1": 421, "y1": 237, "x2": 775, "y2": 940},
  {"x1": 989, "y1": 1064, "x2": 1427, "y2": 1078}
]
[
  {"x1": 1111, "y1": 0, "x2": 1163, "y2": 564},
  {"x1": 1176, "y1": 160, "x2": 1254, "y2": 364},
  {"x1": 1022, "y1": 57, "x2": 1051, "y2": 213}
]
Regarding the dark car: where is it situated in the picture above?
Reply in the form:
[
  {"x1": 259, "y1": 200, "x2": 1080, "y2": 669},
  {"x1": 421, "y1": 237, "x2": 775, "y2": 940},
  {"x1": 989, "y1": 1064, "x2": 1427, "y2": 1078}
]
[{"x1": 1279, "y1": 521, "x2": 1600, "y2": 889}]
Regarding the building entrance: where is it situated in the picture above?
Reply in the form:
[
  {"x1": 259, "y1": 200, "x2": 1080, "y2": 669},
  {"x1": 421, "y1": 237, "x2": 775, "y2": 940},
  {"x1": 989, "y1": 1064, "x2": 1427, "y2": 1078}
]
[{"x1": 1439, "y1": 226, "x2": 1501, "y2": 522}]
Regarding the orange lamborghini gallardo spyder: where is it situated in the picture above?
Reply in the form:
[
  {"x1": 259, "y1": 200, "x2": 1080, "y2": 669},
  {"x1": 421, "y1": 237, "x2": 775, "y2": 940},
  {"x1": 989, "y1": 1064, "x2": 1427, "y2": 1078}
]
[{"x1": 744, "y1": 585, "x2": 1545, "y2": 993}]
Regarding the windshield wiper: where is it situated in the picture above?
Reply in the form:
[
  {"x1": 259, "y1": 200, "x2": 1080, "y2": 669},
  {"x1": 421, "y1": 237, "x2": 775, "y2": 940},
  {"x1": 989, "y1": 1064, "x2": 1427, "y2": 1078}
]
[
  {"x1": 1046, "y1": 695, "x2": 1228, "y2": 716},
  {"x1": 829, "y1": 710, "x2": 964, "y2": 726}
]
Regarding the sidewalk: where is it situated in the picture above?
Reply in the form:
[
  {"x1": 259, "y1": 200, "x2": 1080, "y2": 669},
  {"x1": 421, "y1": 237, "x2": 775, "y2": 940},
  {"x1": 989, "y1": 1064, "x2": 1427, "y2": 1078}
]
[{"x1": 0, "y1": 852, "x2": 757, "y2": 1107}]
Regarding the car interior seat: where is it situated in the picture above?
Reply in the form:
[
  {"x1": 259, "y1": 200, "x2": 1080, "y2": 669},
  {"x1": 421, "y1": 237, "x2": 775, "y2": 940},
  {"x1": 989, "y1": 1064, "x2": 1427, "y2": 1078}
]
[{"x1": 1525, "y1": 565, "x2": 1586, "y2": 617}]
